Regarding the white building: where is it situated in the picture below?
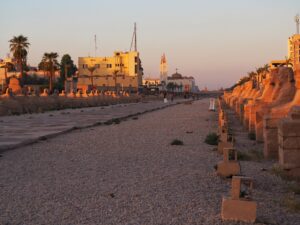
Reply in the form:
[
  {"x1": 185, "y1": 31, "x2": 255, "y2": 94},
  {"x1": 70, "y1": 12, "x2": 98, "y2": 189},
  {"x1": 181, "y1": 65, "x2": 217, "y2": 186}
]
[{"x1": 166, "y1": 70, "x2": 197, "y2": 93}]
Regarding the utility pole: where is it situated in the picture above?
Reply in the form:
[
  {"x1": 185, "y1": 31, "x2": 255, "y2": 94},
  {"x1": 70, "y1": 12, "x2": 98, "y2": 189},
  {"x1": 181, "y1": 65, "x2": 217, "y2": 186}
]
[
  {"x1": 134, "y1": 22, "x2": 137, "y2": 51},
  {"x1": 94, "y1": 34, "x2": 97, "y2": 57},
  {"x1": 295, "y1": 14, "x2": 300, "y2": 34}
]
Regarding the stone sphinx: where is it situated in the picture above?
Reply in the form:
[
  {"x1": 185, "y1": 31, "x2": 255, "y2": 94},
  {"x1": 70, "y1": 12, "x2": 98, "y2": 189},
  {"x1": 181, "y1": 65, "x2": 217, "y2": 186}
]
[
  {"x1": 263, "y1": 67, "x2": 299, "y2": 158},
  {"x1": 247, "y1": 71, "x2": 275, "y2": 133},
  {"x1": 8, "y1": 77, "x2": 21, "y2": 95},
  {"x1": 254, "y1": 67, "x2": 296, "y2": 145}
]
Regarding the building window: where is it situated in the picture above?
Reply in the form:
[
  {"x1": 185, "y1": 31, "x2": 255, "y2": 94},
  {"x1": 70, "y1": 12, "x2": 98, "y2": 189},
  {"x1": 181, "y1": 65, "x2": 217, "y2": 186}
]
[
  {"x1": 95, "y1": 64, "x2": 100, "y2": 68},
  {"x1": 135, "y1": 65, "x2": 138, "y2": 74},
  {"x1": 135, "y1": 56, "x2": 138, "y2": 63},
  {"x1": 106, "y1": 64, "x2": 112, "y2": 68}
]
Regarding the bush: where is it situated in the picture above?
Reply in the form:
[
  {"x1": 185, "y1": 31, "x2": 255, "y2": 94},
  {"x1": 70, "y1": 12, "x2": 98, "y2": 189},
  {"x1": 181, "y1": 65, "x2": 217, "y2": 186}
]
[
  {"x1": 237, "y1": 151, "x2": 252, "y2": 161},
  {"x1": 205, "y1": 132, "x2": 219, "y2": 145},
  {"x1": 237, "y1": 150, "x2": 263, "y2": 161},
  {"x1": 283, "y1": 198, "x2": 300, "y2": 212},
  {"x1": 171, "y1": 139, "x2": 184, "y2": 145}
]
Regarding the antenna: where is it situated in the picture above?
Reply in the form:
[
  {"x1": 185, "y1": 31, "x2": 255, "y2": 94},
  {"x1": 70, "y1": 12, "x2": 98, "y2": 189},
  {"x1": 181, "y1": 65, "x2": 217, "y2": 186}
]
[
  {"x1": 130, "y1": 22, "x2": 137, "y2": 51},
  {"x1": 94, "y1": 34, "x2": 98, "y2": 57}
]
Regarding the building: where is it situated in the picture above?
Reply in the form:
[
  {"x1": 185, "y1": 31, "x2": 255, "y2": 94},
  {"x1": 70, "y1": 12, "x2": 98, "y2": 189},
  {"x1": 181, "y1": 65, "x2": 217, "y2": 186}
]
[
  {"x1": 160, "y1": 53, "x2": 168, "y2": 84},
  {"x1": 166, "y1": 70, "x2": 197, "y2": 93},
  {"x1": 0, "y1": 57, "x2": 18, "y2": 89},
  {"x1": 77, "y1": 51, "x2": 143, "y2": 92},
  {"x1": 142, "y1": 77, "x2": 161, "y2": 86},
  {"x1": 288, "y1": 34, "x2": 300, "y2": 70}
]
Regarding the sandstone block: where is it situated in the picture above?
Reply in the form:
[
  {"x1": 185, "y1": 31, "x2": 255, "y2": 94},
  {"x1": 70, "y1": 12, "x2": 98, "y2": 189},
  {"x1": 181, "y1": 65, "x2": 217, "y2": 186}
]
[
  {"x1": 221, "y1": 197, "x2": 257, "y2": 223},
  {"x1": 279, "y1": 148, "x2": 300, "y2": 169},
  {"x1": 217, "y1": 161, "x2": 241, "y2": 178}
]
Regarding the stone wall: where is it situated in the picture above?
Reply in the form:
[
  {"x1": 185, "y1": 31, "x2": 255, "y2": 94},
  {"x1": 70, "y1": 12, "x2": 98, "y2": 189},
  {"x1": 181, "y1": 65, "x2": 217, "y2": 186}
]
[{"x1": 0, "y1": 95, "x2": 141, "y2": 116}]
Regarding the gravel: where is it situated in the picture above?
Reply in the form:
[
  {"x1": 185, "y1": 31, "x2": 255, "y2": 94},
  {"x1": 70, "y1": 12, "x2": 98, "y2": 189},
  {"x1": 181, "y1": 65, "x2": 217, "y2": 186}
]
[{"x1": 0, "y1": 98, "x2": 299, "y2": 224}]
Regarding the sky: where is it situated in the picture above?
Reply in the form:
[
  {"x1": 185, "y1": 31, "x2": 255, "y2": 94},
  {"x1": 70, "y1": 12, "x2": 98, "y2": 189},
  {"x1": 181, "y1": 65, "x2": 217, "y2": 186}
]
[{"x1": 0, "y1": 0, "x2": 299, "y2": 89}]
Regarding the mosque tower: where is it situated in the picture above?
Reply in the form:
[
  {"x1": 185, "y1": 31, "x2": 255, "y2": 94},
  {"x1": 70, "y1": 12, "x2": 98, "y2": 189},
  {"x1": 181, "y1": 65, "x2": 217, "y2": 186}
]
[{"x1": 160, "y1": 53, "x2": 168, "y2": 83}]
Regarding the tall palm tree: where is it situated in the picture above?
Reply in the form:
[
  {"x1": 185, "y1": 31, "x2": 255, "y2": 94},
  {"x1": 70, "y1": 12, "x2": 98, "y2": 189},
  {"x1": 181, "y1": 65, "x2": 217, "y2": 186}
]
[
  {"x1": 9, "y1": 35, "x2": 30, "y2": 79},
  {"x1": 40, "y1": 52, "x2": 59, "y2": 92}
]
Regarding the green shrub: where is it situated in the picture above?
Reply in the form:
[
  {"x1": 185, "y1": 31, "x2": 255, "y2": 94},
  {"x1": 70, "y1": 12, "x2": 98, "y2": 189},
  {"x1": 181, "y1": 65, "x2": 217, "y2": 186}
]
[
  {"x1": 283, "y1": 198, "x2": 300, "y2": 212},
  {"x1": 237, "y1": 149, "x2": 263, "y2": 161},
  {"x1": 237, "y1": 151, "x2": 252, "y2": 161},
  {"x1": 171, "y1": 139, "x2": 184, "y2": 145},
  {"x1": 112, "y1": 118, "x2": 121, "y2": 124},
  {"x1": 205, "y1": 132, "x2": 219, "y2": 145}
]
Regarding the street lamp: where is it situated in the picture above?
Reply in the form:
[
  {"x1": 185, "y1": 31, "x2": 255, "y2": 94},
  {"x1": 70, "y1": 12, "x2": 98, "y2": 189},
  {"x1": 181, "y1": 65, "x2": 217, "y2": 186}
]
[
  {"x1": 88, "y1": 65, "x2": 96, "y2": 90},
  {"x1": 64, "y1": 64, "x2": 71, "y2": 91},
  {"x1": 113, "y1": 70, "x2": 119, "y2": 93}
]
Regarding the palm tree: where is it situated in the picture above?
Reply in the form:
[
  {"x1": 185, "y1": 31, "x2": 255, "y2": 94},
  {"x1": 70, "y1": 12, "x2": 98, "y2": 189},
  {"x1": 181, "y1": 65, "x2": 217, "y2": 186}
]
[
  {"x1": 40, "y1": 52, "x2": 59, "y2": 92},
  {"x1": 9, "y1": 35, "x2": 30, "y2": 79}
]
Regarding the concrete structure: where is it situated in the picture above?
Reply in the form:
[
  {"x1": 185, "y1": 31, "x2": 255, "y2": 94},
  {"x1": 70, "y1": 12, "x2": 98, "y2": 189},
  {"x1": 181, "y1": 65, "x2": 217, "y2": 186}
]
[
  {"x1": 288, "y1": 34, "x2": 300, "y2": 70},
  {"x1": 269, "y1": 60, "x2": 287, "y2": 68},
  {"x1": 77, "y1": 51, "x2": 143, "y2": 92}
]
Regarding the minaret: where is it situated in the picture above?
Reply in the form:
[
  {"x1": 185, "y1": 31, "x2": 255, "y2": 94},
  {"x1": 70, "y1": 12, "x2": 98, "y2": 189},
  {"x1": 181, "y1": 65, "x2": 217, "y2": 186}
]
[{"x1": 160, "y1": 53, "x2": 168, "y2": 83}]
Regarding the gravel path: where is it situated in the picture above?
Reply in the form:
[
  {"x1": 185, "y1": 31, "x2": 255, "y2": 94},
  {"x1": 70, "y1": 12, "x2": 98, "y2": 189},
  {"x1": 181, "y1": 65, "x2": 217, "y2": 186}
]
[{"x1": 0, "y1": 99, "x2": 299, "y2": 224}]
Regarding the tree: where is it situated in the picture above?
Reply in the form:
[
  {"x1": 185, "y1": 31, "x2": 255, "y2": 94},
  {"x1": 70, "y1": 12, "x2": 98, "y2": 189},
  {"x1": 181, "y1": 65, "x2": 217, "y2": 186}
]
[
  {"x1": 39, "y1": 52, "x2": 59, "y2": 92},
  {"x1": 9, "y1": 35, "x2": 30, "y2": 79},
  {"x1": 60, "y1": 54, "x2": 77, "y2": 84},
  {"x1": 166, "y1": 82, "x2": 175, "y2": 92}
]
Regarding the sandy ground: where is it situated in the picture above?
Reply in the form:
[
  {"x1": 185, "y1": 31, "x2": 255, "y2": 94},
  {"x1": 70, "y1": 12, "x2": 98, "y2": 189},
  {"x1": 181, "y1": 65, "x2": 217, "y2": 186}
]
[{"x1": 0, "y1": 98, "x2": 299, "y2": 225}]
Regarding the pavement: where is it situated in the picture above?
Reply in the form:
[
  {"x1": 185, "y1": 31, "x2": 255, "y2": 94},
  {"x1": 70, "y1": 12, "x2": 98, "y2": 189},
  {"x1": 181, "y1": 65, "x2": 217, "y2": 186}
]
[{"x1": 0, "y1": 99, "x2": 185, "y2": 152}]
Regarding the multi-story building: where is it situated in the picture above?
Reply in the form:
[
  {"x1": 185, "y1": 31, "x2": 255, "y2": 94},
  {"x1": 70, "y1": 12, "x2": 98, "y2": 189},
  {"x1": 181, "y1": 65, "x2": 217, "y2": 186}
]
[
  {"x1": 77, "y1": 51, "x2": 143, "y2": 92},
  {"x1": 288, "y1": 34, "x2": 300, "y2": 70}
]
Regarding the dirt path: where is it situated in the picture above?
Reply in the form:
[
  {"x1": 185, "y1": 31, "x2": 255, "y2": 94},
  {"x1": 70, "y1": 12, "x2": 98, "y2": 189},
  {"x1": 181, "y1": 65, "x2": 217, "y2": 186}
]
[{"x1": 0, "y1": 99, "x2": 298, "y2": 225}]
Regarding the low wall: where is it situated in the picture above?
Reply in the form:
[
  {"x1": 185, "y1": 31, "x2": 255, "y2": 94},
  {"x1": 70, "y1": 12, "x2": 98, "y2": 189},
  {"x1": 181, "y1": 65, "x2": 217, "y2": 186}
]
[{"x1": 0, "y1": 95, "x2": 143, "y2": 116}]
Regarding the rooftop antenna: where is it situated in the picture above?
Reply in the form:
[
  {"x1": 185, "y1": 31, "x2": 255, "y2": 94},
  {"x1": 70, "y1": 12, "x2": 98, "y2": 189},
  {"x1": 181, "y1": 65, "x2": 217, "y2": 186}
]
[
  {"x1": 94, "y1": 34, "x2": 98, "y2": 57},
  {"x1": 130, "y1": 22, "x2": 137, "y2": 51}
]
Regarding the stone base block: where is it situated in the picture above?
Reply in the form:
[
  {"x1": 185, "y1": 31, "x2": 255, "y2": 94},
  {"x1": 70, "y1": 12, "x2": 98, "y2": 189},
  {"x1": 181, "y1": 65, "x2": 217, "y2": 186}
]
[
  {"x1": 218, "y1": 142, "x2": 234, "y2": 154},
  {"x1": 221, "y1": 197, "x2": 257, "y2": 223},
  {"x1": 263, "y1": 128, "x2": 278, "y2": 159},
  {"x1": 286, "y1": 167, "x2": 300, "y2": 177},
  {"x1": 279, "y1": 148, "x2": 300, "y2": 169},
  {"x1": 217, "y1": 161, "x2": 241, "y2": 177}
]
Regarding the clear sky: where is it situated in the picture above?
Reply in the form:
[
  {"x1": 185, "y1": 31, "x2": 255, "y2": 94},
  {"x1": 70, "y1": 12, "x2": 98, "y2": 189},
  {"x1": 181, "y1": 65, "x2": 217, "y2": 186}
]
[{"x1": 0, "y1": 0, "x2": 299, "y2": 89}]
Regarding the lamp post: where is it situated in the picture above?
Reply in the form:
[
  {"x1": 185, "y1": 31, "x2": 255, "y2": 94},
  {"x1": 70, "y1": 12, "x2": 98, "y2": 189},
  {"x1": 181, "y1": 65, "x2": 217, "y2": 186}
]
[
  {"x1": 88, "y1": 65, "x2": 96, "y2": 91},
  {"x1": 113, "y1": 70, "x2": 119, "y2": 93},
  {"x1": 64, "y1": 64, "x2": 70, "y2": 91}
]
